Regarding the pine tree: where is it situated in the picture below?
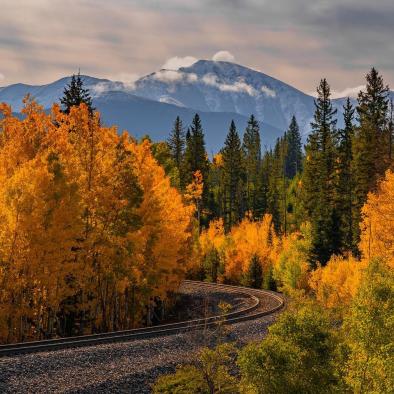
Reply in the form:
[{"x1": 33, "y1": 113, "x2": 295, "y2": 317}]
[
  {"x1": 183, "y1": 114, "x2": 210, "y2": 222},
  {"x1": 242, "y1": 114, "x2": 262, "y2": 218},
  {"x1": 285, "y1": 116, "x2": 303, "y2": 178},
  {"x1": 352, "y1": 68, "x2": 390, "y2": 249},
  {"x1": 168, "y1": 116, "x2": 185, "y2": 188},
  {"x1": 302, "y1": 79, "x2": 339, "y2": 265},
  {"x1": 60, "y1": 72, "x2": 94, "y2": 114},
  {"x1": 245, "y1": 254, "x2": 263, "y2": 289},
  {"x1": 183, "y1": 114, "x2": 209, "y2": 182},
  {"x1": 336, "y1": 98, "x2": 355, "y2": 252},
  {"x1": 221, "y1": 120, "x2": 244, "y2": 229}
]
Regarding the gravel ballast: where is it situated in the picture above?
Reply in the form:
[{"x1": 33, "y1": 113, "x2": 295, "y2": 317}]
[{"x1": 0, "y1": 284, "x2": 282, "y2": 393}]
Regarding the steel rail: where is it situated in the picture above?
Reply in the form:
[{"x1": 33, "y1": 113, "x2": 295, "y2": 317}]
[{"x1": 0, "y1": 280, "x2": 284, "y2": 357}]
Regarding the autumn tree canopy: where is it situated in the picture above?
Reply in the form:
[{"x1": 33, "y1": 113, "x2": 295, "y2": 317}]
[{"x1": 0, "y1": 99, "x2": 193, "y2": 343}]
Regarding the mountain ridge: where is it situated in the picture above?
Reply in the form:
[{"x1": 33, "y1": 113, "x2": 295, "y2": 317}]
[{"x1": 1, "y1": 60, "x2": 393, "y2": 152}]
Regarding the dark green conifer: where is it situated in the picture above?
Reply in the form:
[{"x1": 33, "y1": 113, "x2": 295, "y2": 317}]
[
  {"x1": 243, "y1": 114, "x2": 262, "y2": 218},
  {"x1": 352, "y1": 68, "x2": 390, "y2": 249},
  {"x1": 168, "y1": 116, "x2": 185, "y2": 188},
  {"x1": 285, "y1": 116, "x2": 303, "y2": 178},
  {"x1": 336, "y1": 98, "x2": 355, "y2": 252},
  {"x1": 60, "y1": 72, "x2": 94, "y2": 114},
  {"x1": 302, "y1": 78, "x2": 339, "y2": 265},
  {"x1": 245, "y1": 254, "x2": 263, "y2": 289},
  {"x1": 221, "y1": 120, "x2": 244, "y2": 229}
]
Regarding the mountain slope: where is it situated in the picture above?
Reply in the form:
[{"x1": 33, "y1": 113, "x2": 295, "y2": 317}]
[
  {"x1": 95, "y1": 91, "x2": 281, "y2": 151},
  {"x1": 132, "y1": 60, "x2": 315, "y2": 136},
  {"x1": 1, "y1": 61, "x2": 393, "y2": 152}
]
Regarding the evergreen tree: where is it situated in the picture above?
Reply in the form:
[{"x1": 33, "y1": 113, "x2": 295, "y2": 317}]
[
  {"x1": 60, "y1": 72, "x2": 94, "y2": 115},
  {"x1": 245, "y1": 254, "x2": 263, "y2": 289},
  {"x1": 302, "y1": 79, "x2": 339, "y2": 265},
  {"x1": 262, "y1": 136, "x2": 288, "y2": 233},
  {"x1": 221, "y1": 120, "x2": 244, "y2": 229},
  {"x1": 285, "y1": 116, "x2": 303, "y2": 178},
  {"x1": 183, "y1": 114, "x2": 209, "y2": 182},
  {"x1": 352, "y1": 68, "x2": 390, "y2": 249},
  {"x1": 183, "y1": 114, "x2": 210, "y2": 220},
  {"x1": 336, "y1": 98, "x2": 355, "y2": 252},
  {"x1": 260, "y1": 147, "x2": 281, "y2": 231},
  {"x1": 242, "y1": 114, "x2": 262, "y2": 218},
  {"x1": 168, "y1": 116, "x2": 185, "y2": 188}
]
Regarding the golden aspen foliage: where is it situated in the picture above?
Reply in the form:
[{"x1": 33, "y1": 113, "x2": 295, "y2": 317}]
[
  {"x1": 343, "y1": 260, "x2": 394, "y2": 393},
  {"x1": 127, "y1": 139, "x2": 194, "y2": 299},
  {"x1": 199, "y1": 218, "x2": 226, "y2": 255},
  {"x1": 309, "y1": 255, "x2": 365, "y2": 311},
  {"x1": 273, "y1": 222, "x2": 312, "y2": 294},
  {"x1": 197, "y1": 218, "x2": 226, "y2": 282},
  {"x1": 224, "y1": 214, "x2": 277, "y2": 284},
  {"x1": 359, "y1": 170, "x2": 394, "y2": 269},
  {"x1": 0, "y1": 100, "x2": 193, "y2": 343}
]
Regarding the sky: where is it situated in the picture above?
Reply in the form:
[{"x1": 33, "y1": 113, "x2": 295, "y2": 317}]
[{"x1": 1, "y1": 0, "x2": 393, "y2": 96}]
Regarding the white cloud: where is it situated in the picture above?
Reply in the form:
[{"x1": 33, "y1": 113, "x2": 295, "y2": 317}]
[
  {"x1": 201, "y1": 73, "x2": 257, "y2": 96},
  {"x1": 0, "y1": 73, "x2": 4, "y2": 82},
  {"x1": 162, "y1": 55, "x2": 198, "y2": 70},
  {"x1": 111, "y1": 72, "x2": 140, "y2": 84},
  {"x1": 212, "y1": 50, "x2": 235, "y2": 62},
  {"x1": 91, "y1": 73, "x2": 140, "y2": 95},
  {"x1": 153, "y1": 70, "x2": 198, "y2": 83},
  {"x1": 260, "y1": 85, "x2": 276, "y2": 97},
  {"x1": 331, "y1": 85, "x2": 365, "y2": 99}
]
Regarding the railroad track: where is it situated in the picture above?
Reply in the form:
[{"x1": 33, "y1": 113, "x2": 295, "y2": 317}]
[{"x1": 0, "y1": 280, "x2": 284, "y2": 357}]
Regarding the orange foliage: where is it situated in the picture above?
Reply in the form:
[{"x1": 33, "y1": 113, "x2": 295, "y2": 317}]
[
  {"x1": 199, "y1": 218, "x2": 226, "y2": 254},
  {"x1": 359, "y1": 170, "x2": 394, "y2": 269},
  {"x1": 224, "y1": 215, "x2": 277, "y2": 283},
  {"x1": 309, "y1": 255, "x2": 365, "y2": 310},
  {"x1": 185, "y1": 170, "x2": 203, "y2": 205},
  {"x1": 0, "y1": 100, "x2": 193, "y2": 343}
]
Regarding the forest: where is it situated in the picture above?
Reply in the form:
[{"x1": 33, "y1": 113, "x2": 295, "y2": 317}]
[{"x1": 0, "y1": 69, "x2": 393, "y2": 392}]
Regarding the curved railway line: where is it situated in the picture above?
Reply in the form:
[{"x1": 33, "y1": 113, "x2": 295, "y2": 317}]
[{"x1": 0, "y1": 280, "x2": 284, "y2": 357}]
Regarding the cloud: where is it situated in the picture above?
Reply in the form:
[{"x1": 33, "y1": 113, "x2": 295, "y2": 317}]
[
  {"x1": 331, "y1": 85, "x2": 365, "y2": 99},
  {"x1": 0, "y1": 72, "x2": 4, "y2": 81},
  {"x1": 162, "y1": 56, "x2": 198, "y2": 70},
  {"x1": 91, "y1": 73, "x2": 140, "y2": 95},
  {"x1": 260, "y1": 85, "x2": 276, "y2": 97},
  {"x1": 201, "y1": 73, "x2": 257, "y2": 96},
  {"x1": 1, "y1": 0, "x2": 394, "y2": 93},
  {"x1": 212, "y1": 50, "x2": 235, "y2": 62},
  {"x1": 152, "y1": 70, "x2": 198, "y2": 83}
]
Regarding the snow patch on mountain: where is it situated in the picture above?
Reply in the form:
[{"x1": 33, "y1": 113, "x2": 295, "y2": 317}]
[
  {"x1": 260, "y1": 85, "x2": 276, "y2": 98},
  {"x1": 152, "y1": 70, "x2": 198, "y2": 83},
  {"x1": 159, "y1": 95, "x2": 186, "y2": 107}
]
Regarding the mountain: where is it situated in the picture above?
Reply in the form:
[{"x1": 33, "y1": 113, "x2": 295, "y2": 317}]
[
  {"x1": 0, "y1": 76, "x2": 108, "y2": 112},
  {"x1": 132, "y1": 60, "x2": 316, "y2": 136},
  {"x1": 95, "y1": 91, "x2": 281, "y2": 152},
  {"x1": 1, "y1": 60, "x2": 393, "y2": 152}
]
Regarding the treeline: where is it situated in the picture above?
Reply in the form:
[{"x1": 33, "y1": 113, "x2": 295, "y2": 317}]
[
  {"x1": 0, "y1": 96, "x2": 193, "y2": 343},
  {"x1": 160, "y1": 67, "x2": 393, "y2": 267},
  {"x1": 151, "y1": 67, "x2": 394, "y2": 393},
  {"x1": 154, "y1": 167, "x2": 394, "y2": 393}
]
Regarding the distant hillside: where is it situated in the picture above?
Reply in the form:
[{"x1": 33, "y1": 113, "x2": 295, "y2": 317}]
[{"x1": 1, "y1": 60, "x2": 393, "y2": 152}]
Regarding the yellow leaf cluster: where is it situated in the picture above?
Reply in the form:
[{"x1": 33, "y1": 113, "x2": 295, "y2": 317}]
[
  {"x1": 309, "y1": 255, "x2": 365, "y2": 310},
  {"x1": 0, "y1": 100, "x2": 193, "y2": 343},
  {"x1": 359, "y1": 169, "x2": 394, "y2": 269},
  {"x1": 199, "y1": 218, "x2": 226, "y2": 254},
  {"x1": 224, "y1": 215, "x2": 277, "y2": 283}
]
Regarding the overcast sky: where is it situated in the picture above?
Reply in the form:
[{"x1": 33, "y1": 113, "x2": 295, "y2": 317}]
[{"x1": 1, "y1": 0, "x2": 393, "y2": 95}]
